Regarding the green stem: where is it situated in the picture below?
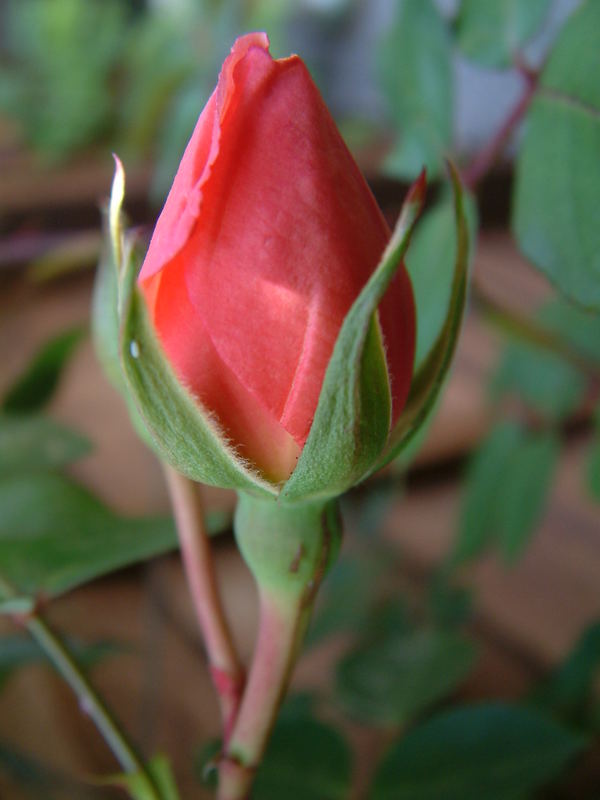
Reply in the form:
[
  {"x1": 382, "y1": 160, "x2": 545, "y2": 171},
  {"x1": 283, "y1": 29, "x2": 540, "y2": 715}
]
[
  {"x1": 217, "y1": 493, "x2": 342, "y2": 800},
  {"x1": 0, "y1": 575, "x2": 159, "y2": 799}
]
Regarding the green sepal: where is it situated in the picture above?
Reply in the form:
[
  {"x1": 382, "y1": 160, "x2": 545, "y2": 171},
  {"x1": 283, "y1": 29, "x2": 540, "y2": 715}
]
[
  {"x1": 234, "y1": 492, "x2": 342, "y2": 599},
  {"x1": 371, "y1": 161, "x2": 470, "y2": 473},
  {"x1": 92, "y1": 213, "x2": 125, "y2": 394},
  {"x1": 93, "y1": 159, "x2": 276, "y2": 496},
  {"x1": 118, "y1": 252, "x2": 276, "y2": 497},
  {"x1": 281, "y1": 172, "x2": 427, "y2": 503},
  {"x1": 92, "y1": 169, "x2": 155, "y2": 450}
]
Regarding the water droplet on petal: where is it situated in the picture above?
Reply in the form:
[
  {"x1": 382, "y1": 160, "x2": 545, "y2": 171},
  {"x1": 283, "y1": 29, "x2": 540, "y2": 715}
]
[{"x1": 130, "y1": 340, "x2": 140, "y2": 359}]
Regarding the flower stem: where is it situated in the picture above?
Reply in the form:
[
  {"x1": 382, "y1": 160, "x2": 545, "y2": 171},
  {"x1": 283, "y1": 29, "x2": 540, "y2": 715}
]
[
  {"x1": 163, "y1": 465, "x2": 245, "y2": 739},
  {"x1": 217, "y1": 587, "x2": 312, "y2": 800},
  {"x1": 0, "y1": 575, "x2": 159, "y2": 798},
  {"x1": 216, "y1": 492, "x2": 342, "y2": 800}
]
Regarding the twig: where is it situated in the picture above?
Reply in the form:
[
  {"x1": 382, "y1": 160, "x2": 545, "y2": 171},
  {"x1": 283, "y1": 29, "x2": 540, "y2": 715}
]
[
  {"x1": 462, "y1": 64, "x2": 539, "y2": 189},
  {"x1": 472, "y1": 282, "x2": 600, "y2": 385},
  {"x1": 0, "y1": 575, "x2": 159, "y2": 798},
  {"x1": 217, "y1": 587, "x2": 312, "y2": 800},
  {"x1": 162, "y1": 465, "x2": 245, "y2": 740}
]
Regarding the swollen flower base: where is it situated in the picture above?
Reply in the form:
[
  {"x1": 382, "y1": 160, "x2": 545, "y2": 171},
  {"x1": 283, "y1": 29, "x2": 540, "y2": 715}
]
[{"x1": 94, "y1": 32, "x2": 469, "y2": 800}]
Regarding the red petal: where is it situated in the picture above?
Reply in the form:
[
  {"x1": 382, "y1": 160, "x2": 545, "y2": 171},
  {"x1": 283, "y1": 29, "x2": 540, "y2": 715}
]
[{"x1": 139, "y1": 33, "x2": 415, "y2": 475}]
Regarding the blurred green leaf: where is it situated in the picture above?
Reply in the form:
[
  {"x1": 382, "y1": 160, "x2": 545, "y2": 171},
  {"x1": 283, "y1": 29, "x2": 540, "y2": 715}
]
[
  {"x1": 118, "y1": 15, "x2": 196, "y2": 159},
  {"x1": 306, "y1": 553, "x2": 380, "y2": 647},
  {"x1": 370, "y1": 703, "x2": 586, "y2": 799},
  {"x1": 1, "y1": 0, "x2": 126, "y2": 157},
  {"x1": 2, "y1": 327, "x2": 84, "y2": 414},
  {"x1": 428, "y1": 572, "x2": 473, "y2": 629},
  {"x1": 363, "y1": 600, "x2": 412, "y2": 642},
  {"x1": 530, "y1": 621, "x2": 600, "y2": 731},
  {"x1": 253, "y1": 715, "x2": 351, "y2": 800},
  {"x1": 536, "y1": 299, "x2": 600, "y2": 367},
  {"x1": 0, "y1": 413, "x2": 90, "y2": 476},
  {"x1": 0, "y1": 472, "x2": 177, "y2": 599},
  {"x1": 0, "y1": 634, "x2": 119, "y2": 693},
  {"x1": 513, "y1": 0, "x2": 600, "y2": 310},
  {"x1": 456, "y1": 0, "x2": 552, "y2": 69},
  {"x1": 453, "y1": 422, "x2": 559, "y2": 565},
  {"x1": 379, "y1": 0, "x2": 453, "y2": 179},
  {"x1": 336, "y1": 629, "x2": 476, "y2": 726},
  {"x1": 497, "y1": 429, "x2": 559, "y2": 562},
  {"x1": 344, "y1": 481, "x2": 398, "y2": 538},
  {"x1": 0, "y1": 740, "x2": 101, "y2": 799},
  {"x1": 492, "y1": 343, "x2": 586, "y2": 421},
  {"x1": 588, "y1": 410, "x2": 600, "y2": 501},
  {"x1": 194, "y1": 738, "x2": 221, "y2": 790},
  {"x1": 406, "y1": 196, "x2": 478, "y2": 370}
]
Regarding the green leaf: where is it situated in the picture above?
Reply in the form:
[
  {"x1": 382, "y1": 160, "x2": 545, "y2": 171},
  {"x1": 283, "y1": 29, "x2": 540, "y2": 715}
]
[
  {"x1": 513, "y1": 0, "x2": 600, "y2": 310},
  {"x1": 306, "y1": 553, "x2": 381, "y2": 647},
  {"x1": 336, "y1": 629, "x2": 477, "y2": 726},
  {"x1": 491, "y1": 343, "x2": 586, "y2": 421},
  {"x1": 118, "y1": 14, "x2": 196, "y2": 159},
  {"x1": 370, "y1": 703, "x2": 586, "y2": 800},
  {"x1": 456, "y1": 0, "x2": 552, "y2": 69},
  {"x1": 406, "y1": 195, "x2": 478, "y2": 370},
  {"x1": 496, "y1": 430, "x2": 560, "y2": 562},
  {"x1": 281, "y1": 173, "x2": 426, "y2": 502},
  {"x1": 379, "y1": 0, "x2": 452, "y2": 179},
  {"x1": 0, "y1": 413, "x2": 90, "y2": 476},
  {"x1": 2, "y1": 327, "x2": 84, "y2": 413},
  {"x1": 0, "y1": 740, "x2": 99, "y2": 799},
  {"x1": 536, "y1": 298, "x2": 600, "y2": 367},
  {"x1": 0, "y1": 633, "x2": 119, "y2": 692},
  {"x1": 253, "y1": 716, "x2": 351, "y2": 800},
  {"x1": 0, "y1": 472, "x2": 177, "y2": 599},
  {"x1": 530, "y1": 621, "x2": 600, "y2": 731},
  {"x1": 452, "y1": 422, "x2": 559, "y2": 565},
  {"x1": 373, "y1": 163, "x2": 470, "y2": 472},
  {"x1": 194, "y1": 738, "x2": 221, "y2": 789},
  {"x1": 2, "y1": 0, "x2": 126, "y2": 158},
  {"x1": 588, "y1": 411, "x2": 600, "y2": 501},
  {"x1": 428, "y1": 572, "x2": 473, "y2": 629}
]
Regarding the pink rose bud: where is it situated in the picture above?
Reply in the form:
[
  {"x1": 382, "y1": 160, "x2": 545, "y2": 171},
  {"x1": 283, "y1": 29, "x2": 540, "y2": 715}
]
[{"x1": 137, "y1": 33, "x2": 416, "y2": 483}]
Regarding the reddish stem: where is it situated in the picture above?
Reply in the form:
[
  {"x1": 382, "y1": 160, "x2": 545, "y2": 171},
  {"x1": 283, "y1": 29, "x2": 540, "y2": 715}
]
[
  {"x1": 462, "y1": 66, "x2": 539, "y2": 190},
  {"x1": 163, "y1": 465, "x2": 245, "y2": 740},
  {"x1": 217, "y1": 587, "x2": 311, "y2": 800}
]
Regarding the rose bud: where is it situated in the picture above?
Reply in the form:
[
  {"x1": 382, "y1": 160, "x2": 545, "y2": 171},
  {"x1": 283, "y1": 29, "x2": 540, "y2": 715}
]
[{"x1": 99, "y1": 34, "x2": 469, "y2": 502}]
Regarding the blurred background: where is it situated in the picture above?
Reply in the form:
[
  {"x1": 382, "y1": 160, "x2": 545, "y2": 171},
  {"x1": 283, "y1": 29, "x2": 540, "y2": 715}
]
[{"x1": 1, "y1": 0, "x2": 599, "y2": 798}]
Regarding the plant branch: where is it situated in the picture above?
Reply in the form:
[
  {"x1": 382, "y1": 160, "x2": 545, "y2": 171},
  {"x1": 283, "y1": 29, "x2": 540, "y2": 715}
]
[
  {"x1": 462, "y1": 64, "x2": 539, "y2": 189},
  {"x1": 163, "y1": 465, "x2": 245, "y2": 740},
  {"x1": 217, "y1": 587, "x2": 312, "y2": 800},
  {"x1": 0, "y1": 575, "x2": 159, "y2": 798},
  {"x1": 472, "y1": 282, "x2": 600, "y2": 385}
]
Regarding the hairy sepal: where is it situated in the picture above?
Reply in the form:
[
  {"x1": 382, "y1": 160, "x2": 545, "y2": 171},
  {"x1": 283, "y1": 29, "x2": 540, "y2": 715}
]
[
  {"x1": 281, "y1": 172, "x2": 426, "y2": 503},
  {"x1": 371, "y1": 161, "x2": 470, "y2": 473},
  {"x1": 98, "y1": 159, "x2": 275, "y2": 496}
]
